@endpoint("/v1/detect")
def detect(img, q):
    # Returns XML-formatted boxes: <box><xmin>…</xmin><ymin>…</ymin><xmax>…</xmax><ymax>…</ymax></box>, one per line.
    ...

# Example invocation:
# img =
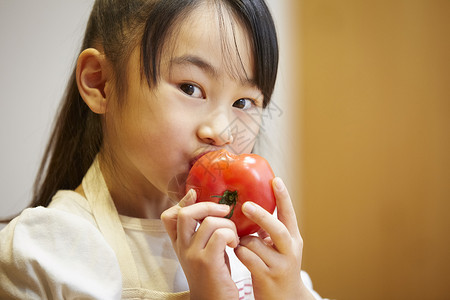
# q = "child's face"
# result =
<box><xmin>103</xmin><ymin>4</ymin><xmax>263</xmax><ymax>202</ymax></box>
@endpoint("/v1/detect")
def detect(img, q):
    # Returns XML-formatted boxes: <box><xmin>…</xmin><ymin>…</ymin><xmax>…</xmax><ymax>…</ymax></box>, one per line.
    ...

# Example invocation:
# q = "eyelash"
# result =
<box><xmin>179</xmin><ymin>83</ymin><xmax>258</xmax><ymax>110</ymax></box>
<box><xmin>232</xmin><ymin>98</ymin><xmax>256</xmax><ymax>110</ymax></box>
<box><xmin>179</xmin><ymin>83</ymin><xmax>204</xmax><ymax>99</ymax></box>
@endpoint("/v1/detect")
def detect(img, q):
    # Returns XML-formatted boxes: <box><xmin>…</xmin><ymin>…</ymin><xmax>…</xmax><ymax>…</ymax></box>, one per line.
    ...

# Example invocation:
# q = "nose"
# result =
<box><xmin>197</xmin><ymin>109</ymin><xmax>234</xmax><ymax>146</ymax></box>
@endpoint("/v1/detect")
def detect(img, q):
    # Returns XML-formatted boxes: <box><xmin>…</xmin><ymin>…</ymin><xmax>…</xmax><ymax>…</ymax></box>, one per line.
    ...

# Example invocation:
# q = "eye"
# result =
<box><xmin>232</xmin><ymin>98</ymin><xmax>254</xmax><ymax>110</ymax></box>
<box><xmin>180</xmin><ymin>83</ymin><xmax>204</xmax><ymax>98</ymax></box>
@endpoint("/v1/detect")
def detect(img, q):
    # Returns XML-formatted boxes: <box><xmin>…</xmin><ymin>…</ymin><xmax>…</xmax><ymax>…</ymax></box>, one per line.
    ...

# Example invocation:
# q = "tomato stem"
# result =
<box><xmin>212</xmin><ymin>190</ymin><xmax>238</xmax><ymax>219</ymax></box>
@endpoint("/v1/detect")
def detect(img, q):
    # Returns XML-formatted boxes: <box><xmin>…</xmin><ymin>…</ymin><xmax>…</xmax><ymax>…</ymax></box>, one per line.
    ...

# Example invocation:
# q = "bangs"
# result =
<box><xmin>140</xmin><ymin>0</ymin><xmax>278</xmax><ymax>107</ymax></box>
<box><xmin>217</xmin><ymin>0</ymin><xmax>279</xmax><ymax>107</ymax></box>
<box><xmin>213</xmin><ymin>2</ymin><xmax>254</xmax><ymax>88</ymax></box>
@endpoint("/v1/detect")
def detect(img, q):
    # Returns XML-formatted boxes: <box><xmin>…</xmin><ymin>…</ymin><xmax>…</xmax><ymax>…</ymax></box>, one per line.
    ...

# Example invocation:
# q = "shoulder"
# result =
<box><xmin>0</xmin><ymin>206</ymin><xmax>121</xmax><ymax>299</ymax></box>
<box><xmin>48</xmin><ymin>190</ymin><xmax>97</xmax><ymax>227</ymax></box>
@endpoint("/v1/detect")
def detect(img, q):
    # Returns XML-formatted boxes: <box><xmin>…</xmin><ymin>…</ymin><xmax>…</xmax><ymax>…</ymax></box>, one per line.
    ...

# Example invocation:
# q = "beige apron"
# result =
<box><xmin>82</xmin><ymin>158</ymin><xmax>190</xmax><ymax>300</ymax></box>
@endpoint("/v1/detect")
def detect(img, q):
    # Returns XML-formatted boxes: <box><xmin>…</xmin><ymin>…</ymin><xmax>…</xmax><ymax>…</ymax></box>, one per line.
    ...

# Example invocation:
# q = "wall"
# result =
<box><xmin>0</xmin><ymin>0</ymin><xmax>93</xmax><ymax>225</ymax></box>
<box><xmin>295</xmin><ymin>1</ymin><xmax>450</xmax><ymax>299</ymax></box>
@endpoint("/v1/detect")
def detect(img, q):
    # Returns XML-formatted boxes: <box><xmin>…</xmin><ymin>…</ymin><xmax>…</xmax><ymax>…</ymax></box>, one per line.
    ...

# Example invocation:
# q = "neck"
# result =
<box><xmin>97</xmin><ymin>152</ymin><xmax>175</xmax><ymax>219</ymax></box>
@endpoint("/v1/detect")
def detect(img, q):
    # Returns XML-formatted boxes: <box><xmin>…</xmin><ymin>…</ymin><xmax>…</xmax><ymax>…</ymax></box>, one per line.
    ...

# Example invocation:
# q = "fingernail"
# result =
<box><xmin>219</xmin><ymin>204</ymin><xmax>231</xmax><ymax>212</ymax></box>
<box><xmin>273</xmin><ymin>177</ymin><xmax>285</xmax><ymax>192</ymax></box>
<box><xmin>188</xmin><ymin>189</ymin><xmax>196</xmax><ymax>200</ymax></box>
<box><xmin>185</xmin><ymin>189</ymin><xmax>194</xmax><ymax>201</ymax></box>
<box><xmin>243</xmin><ymin>202</ymin><xmax>256</xmax><ymax>215</ymax></box>
<box><xmin>179</xmin><ymin>189</ymin><xmax>196</xmax><ymax>207</ymax></box>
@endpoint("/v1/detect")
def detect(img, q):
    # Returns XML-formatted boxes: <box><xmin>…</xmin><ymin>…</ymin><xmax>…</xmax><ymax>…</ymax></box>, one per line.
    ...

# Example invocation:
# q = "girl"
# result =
<box><xmin>0</xmin><ymin>0</ymin><xmax>325</xmax><ymax>299</ymax></box>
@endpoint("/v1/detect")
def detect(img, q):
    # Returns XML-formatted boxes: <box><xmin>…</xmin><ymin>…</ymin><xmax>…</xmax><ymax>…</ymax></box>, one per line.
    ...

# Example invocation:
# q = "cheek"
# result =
<box><xmin>228</xmin><ymin>111</ymin><xmax>262</xmax><ymax>154</ymax></box>
<box><xmin>135</xmin><ymin>117</ymin><xmax>185</xmax><ymax>158</ymax></box>
<box><xmin>147</xmin><ymin>110</ymin><xmax>193</xmax><ymax>143</ymax></box>
<box><xmin>125</xmin><ymin>119</ymin><xmax>190</xmax><ymax>195</ymax></box>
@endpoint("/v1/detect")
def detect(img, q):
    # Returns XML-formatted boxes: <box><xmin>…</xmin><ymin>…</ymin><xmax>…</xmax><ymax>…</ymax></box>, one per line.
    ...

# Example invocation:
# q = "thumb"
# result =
<box><xmin>161</xmin><ymin>189</ymin><xmax>196</xmax><ymax>242</ymax></box>
<box><xmin>179</xmin><ymin>189</ymin><xmax>197</xmax><ymax>208</ymax></box>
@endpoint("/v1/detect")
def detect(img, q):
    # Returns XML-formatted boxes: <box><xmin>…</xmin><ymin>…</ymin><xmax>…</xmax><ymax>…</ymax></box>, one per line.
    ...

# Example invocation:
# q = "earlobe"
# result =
<box><xmin>76</xmin><ymin>48</ymin><xmax>110</xmax><ymax>114</ymax></box>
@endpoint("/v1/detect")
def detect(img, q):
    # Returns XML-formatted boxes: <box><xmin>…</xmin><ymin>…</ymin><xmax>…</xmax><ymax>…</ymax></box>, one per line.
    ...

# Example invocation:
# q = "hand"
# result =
<box><xmin>234</xmin><ymin>177</ymin><xmax>315</xmax><ymax>300</ymax></box>
<box><xmin>161</xmin><ymin>189</ymin><xmax>240</xmax><ymax>300</ymax></box>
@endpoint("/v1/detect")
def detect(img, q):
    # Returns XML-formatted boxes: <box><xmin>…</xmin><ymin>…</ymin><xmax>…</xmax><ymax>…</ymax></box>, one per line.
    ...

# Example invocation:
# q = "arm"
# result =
<box><xmin>161</xmin><ymin>189</ymin><xmax>240</xmax><ymax>300</ymax></box>
<box><xmin>234</xmin><ymin>177</ymin><xmax>316</xmax><ymax>300</ymax></box>
<box><xmin>0</xmin><ymin>207</ymin><xmax>122</xmax><ymax>300</ymax></box>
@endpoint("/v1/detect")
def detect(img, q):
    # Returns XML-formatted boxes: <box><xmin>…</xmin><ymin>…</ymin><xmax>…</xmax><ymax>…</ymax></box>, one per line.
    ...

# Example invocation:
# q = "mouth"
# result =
<box><xmin>189</xmin><ymin>150</ymin><xmax>215</xmax><ymax>169</ymax></box>
<box><xmin>167</xmin><ymin>150</ymin><xmax>217</xmax><ymax>201</ymax></box>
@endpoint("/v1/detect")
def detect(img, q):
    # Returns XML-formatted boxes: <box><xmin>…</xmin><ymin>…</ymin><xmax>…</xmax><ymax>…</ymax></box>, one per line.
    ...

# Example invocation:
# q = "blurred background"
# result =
<box><xmin>0</xmin><ymin>0</ymin><xmax>93</xmax><ymax>222</ymax></box>
<box><xmin>291</xmin><ymin>1</ymin><xmax>450</xmax><ymax>299</ymax></box>
<box><xmin>1</xmin><ymin>1</ymin><xmax>449</xmax><ymax>299</ymax></box>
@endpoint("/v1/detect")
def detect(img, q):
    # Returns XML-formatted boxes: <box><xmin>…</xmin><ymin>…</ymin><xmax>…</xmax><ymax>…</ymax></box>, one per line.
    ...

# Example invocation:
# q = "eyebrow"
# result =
<box><xmin>170</xmin><ymin>54</ymin><xmax>257</xmax><ymax>87</ymax></box>
<box><xmin>170</xmin><ymin>55</ymin><xmax>219</xmax><ymax>78</ymax></box>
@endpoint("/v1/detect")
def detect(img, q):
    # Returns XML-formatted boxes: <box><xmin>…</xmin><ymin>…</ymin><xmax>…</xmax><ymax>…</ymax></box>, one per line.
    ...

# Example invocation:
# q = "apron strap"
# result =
<box><xmin>82</xmin><ymin>157</ymin><xmax>141</xmax><ymax>290</ymax></box>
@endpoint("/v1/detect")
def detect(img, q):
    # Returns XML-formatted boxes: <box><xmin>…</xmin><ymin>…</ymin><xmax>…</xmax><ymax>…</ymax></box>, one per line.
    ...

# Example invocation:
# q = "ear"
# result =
<box><xmin>76</xmin><ymin>48</ymin><xmax>111</xmax><ymax>114</ymax></box>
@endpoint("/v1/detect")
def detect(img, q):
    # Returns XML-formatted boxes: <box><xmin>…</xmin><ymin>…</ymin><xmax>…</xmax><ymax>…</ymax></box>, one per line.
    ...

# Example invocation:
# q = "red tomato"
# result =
<box><xmin>185</xmin><ymin>149</ymin><xmax>276</xmax><ymax>237</ymax></box>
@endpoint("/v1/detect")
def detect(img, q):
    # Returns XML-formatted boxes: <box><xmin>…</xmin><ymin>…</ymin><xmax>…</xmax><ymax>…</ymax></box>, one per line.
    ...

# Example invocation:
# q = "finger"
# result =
<box><xmin>256</xmin><ymin>228</ymin><xmax>274</xmax><ymax>246</ymax></box>
<box><xmin>272</xmin><ymin>178</ymin><xmax>300</xmax><ymax>238</ymax></box>
<box><xmin>204</xmin><ymin>227</ymin><xmax>240</xmax><ymax>257</ymax></box>
<box><xmin>241</xmin><ymin>201</ymin><xmax>292</xmax><ymax>254</ymax></box>
<box><xmin>161</xmin><ymin>189</ymin><xmax>197</xmax><ymax>243</ymax></box>
<box><xmin>192</xmin><ymin>216</ymin><xmax>238</xmax><ymax>250</ymax></box>
<box><xmin>257</xmin><ymin>227</ymin><xmax>270</xmax><ymax>240</ymax></box>
<box><xmin>177</xmin><ymin>202</ymin><xmax>231</xmax><ymax>247</ymax></box>
<box><xmin>234</xmin><ymin>241</ymin><xmax>269</xmax><ymax>274</ymax></box>
<box><xmin>178</xmin><ymin>189</ymin><xmax>197</xmax><ymax>208</ymax></box>
<box><xmin>239</xmin><ymin>234</ymin><xmax>279</xmax><ymax>263</ymax></box>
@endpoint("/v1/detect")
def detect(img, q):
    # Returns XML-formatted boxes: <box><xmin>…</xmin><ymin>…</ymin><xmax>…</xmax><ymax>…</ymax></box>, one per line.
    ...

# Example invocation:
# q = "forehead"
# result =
<box><xmin>162</xmin><ymin>2</ymin><xmax>255</xmax><ymax>81</ymax></box>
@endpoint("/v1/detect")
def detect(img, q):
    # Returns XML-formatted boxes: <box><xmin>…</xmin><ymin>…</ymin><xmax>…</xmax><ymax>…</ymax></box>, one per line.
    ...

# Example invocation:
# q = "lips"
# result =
<box><xmin>189</xmin><ymin>150</ymin><xmax>215</xmax><ymax>169</ymax></box>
